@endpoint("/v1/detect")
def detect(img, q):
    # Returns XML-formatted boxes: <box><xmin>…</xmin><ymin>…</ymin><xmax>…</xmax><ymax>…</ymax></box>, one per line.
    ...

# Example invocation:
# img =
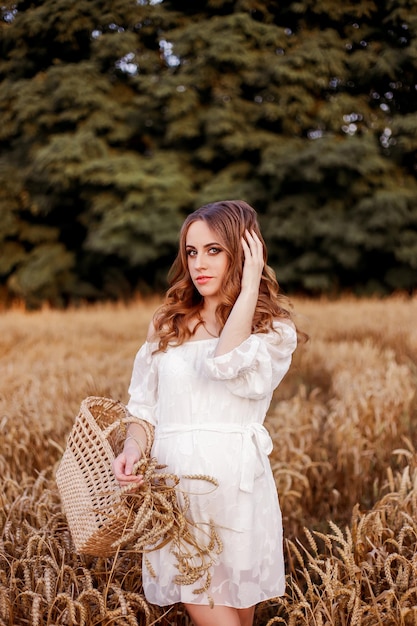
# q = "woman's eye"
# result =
<box><xmin>186</xmin><ymin>247</ymin><xmax>222</xmax><ymax>256</ymax></box>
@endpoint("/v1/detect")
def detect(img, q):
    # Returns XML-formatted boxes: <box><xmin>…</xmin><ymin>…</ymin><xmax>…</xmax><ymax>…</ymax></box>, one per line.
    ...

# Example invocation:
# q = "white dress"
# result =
<box><xmin>126</xmin><ymin>321</ymin><xmax>297</xmax><ymax>608</ymax></box>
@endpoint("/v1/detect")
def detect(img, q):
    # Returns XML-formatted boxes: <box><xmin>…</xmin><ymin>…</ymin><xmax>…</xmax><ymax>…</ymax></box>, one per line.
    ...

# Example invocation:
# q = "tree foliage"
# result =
<box><xmin>1</xmin><ymin>0</ymin><xmax>416</xmax><ymax>305</ymax></box>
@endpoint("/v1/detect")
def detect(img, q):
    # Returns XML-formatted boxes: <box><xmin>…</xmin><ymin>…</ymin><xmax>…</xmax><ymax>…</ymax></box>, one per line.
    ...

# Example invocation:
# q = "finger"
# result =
<box><xmin>242</xmin><ymin>230</ymin><xmax>258</xmax><ymax>253</ymax></box>
<box><xmin>244</xmin><ymin>230</ymin><xmax>261</xmax><ymax>250</ymax></box>
<box><xmin>243</xmin><ymin>231</ymin><xmax>263</xmax><ymax>263</ymax></box>
<box><xmin>248</xmin><ymin>230</ymin><xmax>262</xmax><ymax>248</ymax></box>
<box><xmin>114</xmin><ymin>469</ymin><xmax>135</xmax><ymax>482</ymax></box>
<box><xmin>241</xmin><ymin>235</ymin><xmax>251</xmax><ymax>257</ymax></box>
<box><xmin>249</xmin><ymin>231</ymin><xmax>264</xmax><ymax>261</ymax></box>
<box><xmin>113</xmin><ymin>457</ymin><xmax>126</xmax><ymax>479</ymax></box>
<box><xmin>114</xmin><ymin>461</ymin><xmax>139</xmax><ymax>482</ymax></box>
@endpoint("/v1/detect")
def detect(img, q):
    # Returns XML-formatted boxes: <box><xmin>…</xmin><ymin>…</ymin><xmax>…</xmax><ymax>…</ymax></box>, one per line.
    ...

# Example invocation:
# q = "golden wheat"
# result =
<box><xmin>0</xmin><ymin>295</ymin><xmax>416</xmax><ymax>625</ymax></box>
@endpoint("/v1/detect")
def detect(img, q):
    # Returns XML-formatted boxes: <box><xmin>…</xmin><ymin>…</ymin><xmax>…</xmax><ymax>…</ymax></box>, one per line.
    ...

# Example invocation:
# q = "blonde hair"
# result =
<box><xmin>153</xmin><ymin>200</ymin><xmax>294</xmax><ymax>352</ymax></box>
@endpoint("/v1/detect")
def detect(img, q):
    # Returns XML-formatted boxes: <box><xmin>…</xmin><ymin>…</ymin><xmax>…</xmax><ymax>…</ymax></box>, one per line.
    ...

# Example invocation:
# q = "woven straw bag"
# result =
<box><xmin>56</xmin><ymin>396</ymin><xmax>153</xmax><ymax>557</ymax></box>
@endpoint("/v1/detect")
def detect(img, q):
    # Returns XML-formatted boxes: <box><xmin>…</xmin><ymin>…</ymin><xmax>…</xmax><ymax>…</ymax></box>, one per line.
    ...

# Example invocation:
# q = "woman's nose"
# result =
<box><xmin>194</xmin><ymin>252</ymin><xmax>207</xmax><ymax>269</ymax></box>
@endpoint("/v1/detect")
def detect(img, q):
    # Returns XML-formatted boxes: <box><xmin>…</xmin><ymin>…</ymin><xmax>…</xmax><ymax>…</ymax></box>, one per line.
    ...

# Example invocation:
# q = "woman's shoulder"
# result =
<box><xmin>273</xmin><ymin>317</ymin><xmax>295</xmax><ymax>330</ymax></box>
<box><xmin>146</xmin><ymin>319</ymin><xmax>158</xmax><ymax>343</ymax></box>
<box><xmin>252</xmin><ymin>317</ymin><xmax>296</xmax><ymax>340</ymax></box>
<box><xmin>269</xmin><ymin>318</ymin><xmax>298</xmax><ymax>348</ymax></box>
<box><xmin>272</xmin><ymin>317</ymin><xmax>296</xmax><ymax>333</ymax></box>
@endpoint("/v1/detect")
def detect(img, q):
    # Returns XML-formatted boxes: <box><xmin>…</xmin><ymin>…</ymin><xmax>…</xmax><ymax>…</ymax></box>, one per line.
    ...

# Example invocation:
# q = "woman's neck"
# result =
<box><xmin>200</xmin><ymin>299</ymin><xmax>221</xmax><ymax>337</ymax></box>
<box><xmin>201</xmin><ymin>297</ymin><xmax>219</xmax><ymax>316</ymax></box>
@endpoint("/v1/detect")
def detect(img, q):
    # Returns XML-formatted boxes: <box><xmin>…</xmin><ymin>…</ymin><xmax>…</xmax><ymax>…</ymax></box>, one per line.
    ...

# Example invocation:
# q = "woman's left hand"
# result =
<box><xmin>240</xmin><ymin>230</ymin><xmax>264</xmax><ymax>296</ymax></box>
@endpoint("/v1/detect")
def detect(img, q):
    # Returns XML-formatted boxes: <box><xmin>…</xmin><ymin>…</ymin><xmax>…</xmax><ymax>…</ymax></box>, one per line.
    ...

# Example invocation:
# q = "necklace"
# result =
<box><xmin>202</xmin><ymin>321</ymin><xmax>219</xmax><ymax>338</ymax></box>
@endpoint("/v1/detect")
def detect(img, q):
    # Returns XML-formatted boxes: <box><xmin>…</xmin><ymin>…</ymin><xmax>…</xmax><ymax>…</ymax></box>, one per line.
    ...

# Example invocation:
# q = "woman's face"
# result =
<box><xmin>185</xmin><ymin>220</ymin><xmax>229</xmax><ymax>303</ymax></box>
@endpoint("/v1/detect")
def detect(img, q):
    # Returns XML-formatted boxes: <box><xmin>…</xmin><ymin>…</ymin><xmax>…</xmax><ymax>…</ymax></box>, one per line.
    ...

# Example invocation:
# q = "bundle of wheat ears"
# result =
<box><xmin>120</xmin><ymin>456</ymin><xmax>223</xmax><ymax>605</ymax></box>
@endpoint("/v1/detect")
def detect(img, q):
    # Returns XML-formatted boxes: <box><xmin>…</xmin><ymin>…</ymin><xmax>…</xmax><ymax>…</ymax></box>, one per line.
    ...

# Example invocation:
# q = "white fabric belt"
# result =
<box><xmin>156</xmin><ymin>422</ymin><xmax>273</xmax><ymax>493</ymax></box>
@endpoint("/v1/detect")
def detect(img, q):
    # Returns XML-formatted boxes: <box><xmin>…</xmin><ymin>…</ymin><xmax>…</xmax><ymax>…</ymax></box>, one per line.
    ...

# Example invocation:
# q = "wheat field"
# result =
<box><xmin>0</xmin><ymin>295</ymin><xmax>416</xmax><ymax>625</ymax></box>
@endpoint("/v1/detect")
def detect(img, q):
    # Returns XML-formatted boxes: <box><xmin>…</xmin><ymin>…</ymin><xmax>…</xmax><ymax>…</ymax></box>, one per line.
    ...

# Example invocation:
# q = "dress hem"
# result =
<box><xmin>145</xmin><ymin>592</ymin><xmax>286</xmax><ymax>609</ymax></box>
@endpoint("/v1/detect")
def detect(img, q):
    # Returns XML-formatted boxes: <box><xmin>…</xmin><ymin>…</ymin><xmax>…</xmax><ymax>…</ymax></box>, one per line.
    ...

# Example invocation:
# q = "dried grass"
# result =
<box><xmin>1</xmin><ymin>294</ymin><xmax>416</xmax><ymax>625</ymax></box>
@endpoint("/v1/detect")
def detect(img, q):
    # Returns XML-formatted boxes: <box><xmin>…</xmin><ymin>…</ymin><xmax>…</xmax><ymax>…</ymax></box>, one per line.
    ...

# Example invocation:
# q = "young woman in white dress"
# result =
<box><xmin>113</xmin><ymin>200</ymin><xmax>300</xmax><ymax>626</ymax></box>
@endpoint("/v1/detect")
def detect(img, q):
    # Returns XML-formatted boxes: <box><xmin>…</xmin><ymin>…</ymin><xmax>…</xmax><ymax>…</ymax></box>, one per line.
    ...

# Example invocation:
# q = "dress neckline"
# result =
<box><xmin>184</xmin><ymin>337</ymin><xmax>218</xmax><ymax>344</ymax></box>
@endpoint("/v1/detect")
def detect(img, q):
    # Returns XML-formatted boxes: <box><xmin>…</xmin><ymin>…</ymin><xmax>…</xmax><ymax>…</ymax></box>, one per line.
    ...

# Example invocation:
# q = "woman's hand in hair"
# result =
<box><xmin>240</xmin><ymin>230</ymin><xmax>264</xmax><ymax>296</ymax></box>
<box><xmin>213</xmin><ymin>230</ymin><xmax>263</xmax><ymax>356</ymax></box>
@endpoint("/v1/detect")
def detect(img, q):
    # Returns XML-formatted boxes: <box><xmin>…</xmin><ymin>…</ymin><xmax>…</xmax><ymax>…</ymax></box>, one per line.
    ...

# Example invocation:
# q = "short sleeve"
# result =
<box><xmin>126</xmin><ymin>341</ymin><xmax>160</xmax><ymax>427</ymax></box>
<box><xmin>203</xmin><ymin>321</ymin><xmax>297</xmax><ymax>400</ymax></box>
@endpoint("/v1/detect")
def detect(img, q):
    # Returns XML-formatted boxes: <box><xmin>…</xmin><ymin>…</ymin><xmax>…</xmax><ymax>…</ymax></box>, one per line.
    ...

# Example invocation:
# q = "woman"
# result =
<box><xmin>113</xmin><ymin>200</ymin><xmax>299</xmax><ymax>626</ymax></box>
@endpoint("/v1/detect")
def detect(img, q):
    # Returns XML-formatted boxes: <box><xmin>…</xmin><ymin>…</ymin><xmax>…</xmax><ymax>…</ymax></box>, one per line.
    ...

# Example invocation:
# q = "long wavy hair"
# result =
<box><xmin>153</xmin><ymin>200</ymin><xmax>295</xmax><ymax>352</ymax></box>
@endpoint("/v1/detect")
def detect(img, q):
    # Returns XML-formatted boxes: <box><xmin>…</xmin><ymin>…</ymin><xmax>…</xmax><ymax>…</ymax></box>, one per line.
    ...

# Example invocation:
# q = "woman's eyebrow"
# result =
<box><xmin>185</xmin><ymin>242</ymin><xmax>222</xmax><ymax>248</ymax></box>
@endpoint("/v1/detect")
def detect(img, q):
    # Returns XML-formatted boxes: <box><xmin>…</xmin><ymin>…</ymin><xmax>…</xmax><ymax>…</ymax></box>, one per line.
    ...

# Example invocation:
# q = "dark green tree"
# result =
<box><xmin>1</xmin><ymin>0</ymin><xmax>416</xmax><ymax>305</ymax></box>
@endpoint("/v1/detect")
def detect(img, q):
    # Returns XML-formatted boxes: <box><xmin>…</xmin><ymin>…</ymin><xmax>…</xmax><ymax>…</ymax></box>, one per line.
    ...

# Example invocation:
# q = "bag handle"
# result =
<box><xmin>101</xmin><ymin>415</ymin><xmax>146</xmax><ymax>439</ymax></box>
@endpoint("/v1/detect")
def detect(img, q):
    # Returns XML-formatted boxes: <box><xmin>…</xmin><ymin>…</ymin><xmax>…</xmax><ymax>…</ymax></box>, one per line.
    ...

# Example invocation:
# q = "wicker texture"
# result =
<box><xmin>56</xmin><ymin>396</ymin><xmax>154</xmax><ymax>557</ymax></box>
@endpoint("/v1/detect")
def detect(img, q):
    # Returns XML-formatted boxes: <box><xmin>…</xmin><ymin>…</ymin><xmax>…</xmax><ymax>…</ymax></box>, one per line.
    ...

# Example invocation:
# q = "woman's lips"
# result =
<box><xmin>196</xmin><ymin>276</ymin><xmax>212</xmax><ymax>284</ymax></box>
